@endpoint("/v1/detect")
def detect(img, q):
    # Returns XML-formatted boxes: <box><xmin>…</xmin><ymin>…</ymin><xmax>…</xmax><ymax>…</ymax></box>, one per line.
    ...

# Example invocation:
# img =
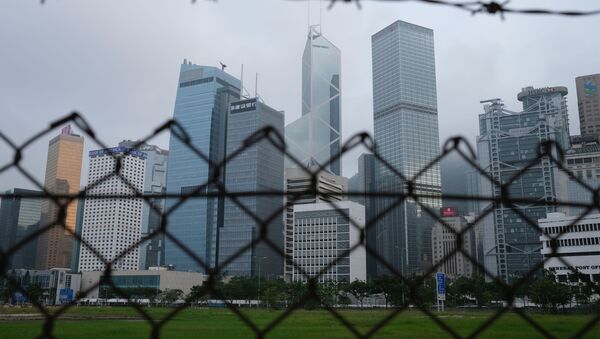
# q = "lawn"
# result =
<box><xmin>0</xmin><ymin>307</ymin><xmax>597</xmax><ymax>338</ymax></box>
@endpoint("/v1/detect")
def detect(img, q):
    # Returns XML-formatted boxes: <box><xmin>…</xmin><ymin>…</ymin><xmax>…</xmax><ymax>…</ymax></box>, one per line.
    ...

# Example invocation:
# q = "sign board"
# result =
<box><xmin>59</xmin><ymin>288</ymin><xmax>74</xmax><ymax>303</ymax></box>
<box><xmin>436</xmin><ymin>272</ymin><xmax>446</xmax><ymax>301</ymax></box>
<box><xmin>441</xmin><ymin>207</ymin><xmax>458</xmax><ymax>217</ymax></box>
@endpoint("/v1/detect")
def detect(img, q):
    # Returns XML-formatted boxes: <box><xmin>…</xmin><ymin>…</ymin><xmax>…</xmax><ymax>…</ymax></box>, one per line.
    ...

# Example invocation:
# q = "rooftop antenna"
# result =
<box><xmin>255</xmin><ymin>72</ymin><xmax>258</xmax><ymax>98</ymax></box>
<box><xmin>319</xmin><ymin>0</ymin><xmax>322</xmax><ymax>30</ymax></box>
<box><xmin>240</xmin><ymin>64</ymin><xmax>251</xmax><ymax>99</ymax></box>
<box><xmin>219</xmin><ymin>61</ymin><xmax>227</xmax><ymax>72</ymax></box>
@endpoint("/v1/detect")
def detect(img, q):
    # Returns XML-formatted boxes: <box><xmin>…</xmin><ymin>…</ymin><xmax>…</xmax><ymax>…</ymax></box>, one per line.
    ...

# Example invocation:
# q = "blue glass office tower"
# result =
<box><xmin>164</xmin><ymin>61</ymin><xmax>241</xmax><ymax>272</ymax></box>
<box><xmin>220</xmin><ymin>98</ymin><xmax>284</xmax><ymax>277</ymax></box>
<box><xmin>286</xmin><ymin>25</ymin><xmax>341</xmax><ymax>175</ymax></box>
<box><xmin>477</xmin><ymin>87</ymin><xmax>570</xmax><ymax>282</ymax></box>
<box><xmin>371</xmin><ymin>20</ymin><xmax>442</xmax><ymax>275</ymax></box>
<box><xmin>0</xmin><ymin>188</ymin><xmax>42</xmax><ymax>269</ymax></box>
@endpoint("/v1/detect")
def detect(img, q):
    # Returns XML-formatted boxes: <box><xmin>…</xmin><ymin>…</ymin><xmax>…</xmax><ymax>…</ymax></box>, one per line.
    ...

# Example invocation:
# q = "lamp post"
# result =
<box><xmin>257</xmin><ymin>256</ymin><xmax>267</xmax><ymax>308</ymax></box>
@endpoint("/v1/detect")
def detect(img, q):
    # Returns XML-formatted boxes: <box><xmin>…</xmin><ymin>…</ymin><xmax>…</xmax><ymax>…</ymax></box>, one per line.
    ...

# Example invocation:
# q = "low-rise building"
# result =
<box><xmin>80</xmin><ymin>269</ymin><xmax>207</xmax><ymax>299</ymax></box>
<box><xmin>539</xmin><ymin>212</ymin><xmax>600</xmax><ymax>283</ymax></box>
<box><xmin>7</xmin><ymin>268</ymin><xmax>80</xmax><ymax>305</ymax></box>
<box><xmin>291</xmin><ymin>201</ymin><xmax>366</xmax><ymax>283</ymax></box>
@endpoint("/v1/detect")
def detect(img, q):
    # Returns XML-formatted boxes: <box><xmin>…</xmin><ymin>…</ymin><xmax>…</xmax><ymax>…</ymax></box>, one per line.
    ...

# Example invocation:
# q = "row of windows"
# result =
<box><xmin>543</xmin><ymin>223</ymin><xmax>600</xmax><ymax>234</ymax></box>
<box><xmin>543</xmin><ymin>237</ymin><xmax>600</xmax><ymax>248</ymax></box>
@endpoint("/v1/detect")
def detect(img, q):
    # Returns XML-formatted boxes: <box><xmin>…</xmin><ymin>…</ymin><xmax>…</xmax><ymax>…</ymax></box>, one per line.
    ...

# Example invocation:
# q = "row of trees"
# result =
<box><xmin>2</xmin><ymin>271</ymin><xmax>598</xmax><ymax>311</ymax></box>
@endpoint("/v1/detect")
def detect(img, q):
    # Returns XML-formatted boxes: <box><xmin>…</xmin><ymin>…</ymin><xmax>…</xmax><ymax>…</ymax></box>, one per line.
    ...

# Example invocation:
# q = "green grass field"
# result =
<box><xmin>0</xmin><ymin>307</ymin><xmax>597</xmax><ymax>338</ymax></box>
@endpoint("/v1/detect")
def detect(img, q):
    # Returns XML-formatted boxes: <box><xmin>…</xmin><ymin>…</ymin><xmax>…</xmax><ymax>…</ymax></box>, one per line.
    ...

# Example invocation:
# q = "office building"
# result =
<box><xmin>220</xmin><ymin>98</ymin><xmax>284</xmax><ymax>277</ymax></box>
<box><xmin>576</xmin><ymin>74</ymin><xmax>600</xmax><ymax>137</ymax></box>
<box><xmin>78</xmin><ymin>146</ymin><xmax>147</xmax><ymax>272</ymax></box>
<box><xmin>164</xmin><ymin>61</ymin><xmax>241</xmax><ymax>272</ymax></box>
<box><xmin>286</xmin><ymin>25</ymin><xmax>341</xmax><ymax>175</ymax></box>
<box><xmin>431</xmin><ymin>207</ymin><xmax>478</xmax><ymax>279</ymax></box>
<box><xmin>348</xmin><ymin>153</ymin><xmax>377</xmax><ymax>278</ymax></box>
<box><xmin>118</xmin><ymin>140</ymin><xmax>169</xmax><ymax>270</ymax></box>
<box><xmin>283</xmin><ymin>167</ymin><xmax>347</xmax><ymax>281</ymax></box>
<box><xmin>562</xmin><ymin>137</ymin><xmax>600</xmax><ymax>216</ymax></box>
<box><xmin>539</xmin><ymin>212</ymin><xmax>600</xmax><ymax>283</ymax></box>
<box><xmin>477</xmin><ymin>86</ymin><xmax>570</xmax><ymax>281</ymax></box>
<box><xmin>70</xmin><ymin>199</ymin><xmax>85</xmax><ymax>272</ymax></box>
<box><xmin>0</xmin><ymin>189</ymin><xmax>42</xmax><ymax>269</ymax></box>
<box><xmin>291</xmin><ymin>201</ymin><xmax>366</xmax><ymax>283</ymax></box>
<box><xmin>36</xmin><ymin>125</ymin><xmax>84</xmax><ymax>269</ymax></box>
<box><xmin>371</xmin><ymin>20</ymin><xmax>442</xmax><ymax>275</ymax></box>
<box><xmin>80</xmin><ymin>269</ymin><xmax>207</xmax><ymax>299</ymax></box>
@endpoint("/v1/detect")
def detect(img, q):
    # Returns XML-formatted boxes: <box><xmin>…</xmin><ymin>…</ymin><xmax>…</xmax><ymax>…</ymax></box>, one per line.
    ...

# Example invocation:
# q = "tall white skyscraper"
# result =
<box><xmin>78</xmin><ymin>147</ymin><xmax>146</xmax><ymax>272</ymax></box>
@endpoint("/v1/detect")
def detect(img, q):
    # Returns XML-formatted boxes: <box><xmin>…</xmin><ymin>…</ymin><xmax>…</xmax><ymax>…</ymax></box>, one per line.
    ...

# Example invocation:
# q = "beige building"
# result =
<box><xmin>36</xmin><ymin>125</ymin><xmax>84</xmax><ymax>269</ymax></box>
<box><xmin>431</xmin><ymin>209</ymin><xmax>479</xmax><ymax>279</ymax></box>
<box><xmin>576</xmin><ymin>73</ymin><xmax>600</xmax><ymax>137</ymax></box>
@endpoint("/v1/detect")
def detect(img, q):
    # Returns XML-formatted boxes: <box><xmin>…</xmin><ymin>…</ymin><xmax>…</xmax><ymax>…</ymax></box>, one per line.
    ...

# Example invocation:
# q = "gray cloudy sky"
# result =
<box><xmin>1</xmin><ymin>0</ymin><xmax>599</xmax><ymax>191</ymax></box>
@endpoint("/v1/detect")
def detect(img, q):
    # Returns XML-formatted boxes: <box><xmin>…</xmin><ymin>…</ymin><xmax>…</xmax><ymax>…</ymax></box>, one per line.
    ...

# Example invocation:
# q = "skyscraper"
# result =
<box><xmin>219</xmin><ymin>98</ymin><xmax>284</xmax><ymax>277</ymax></box>
<box><xmin>36</xmin><ymin>125</ymin><xmax>84</xmax><ymax>269</ymax></box>
<box><xmin>286</xmin><ymin>25</ymin><xmax>341</xmax><ymax>175</ymax></box>
<box><xmin>118</xmin><ymin>140</ymin><xmax>168</xmax><ymax>270</ymax></box>
<box><xmin>164</xmin><ymin>61</ymin><xmax>241</xmax><ymax>272</ymax></box>
<box><xmin>348</xmin><ymin>153</ymin><xmax>377</xmax><ymax>278</ymax></box>
<box><xmin>371</xmin><ymin>20</ymin><xmax>442</xmax><ymax>275</ymax></box>
<box><xmin>576</xmin><ymin>73</ymin><xmax>600</xmax><ymax>137</ymax></box>
<box><xmin>78</xmin><ymin>146</ymin><xmax>146</xmax><ymax>272</ymax></box>
<box><xmin>0</xmin><ymin>188</ymin><xmax>42</xmax><ymax>269</ymax></box>
<box><xmin>477</xmin><ymin>86</ymin><xmax>570</xmax><ymax>281</ymax></box>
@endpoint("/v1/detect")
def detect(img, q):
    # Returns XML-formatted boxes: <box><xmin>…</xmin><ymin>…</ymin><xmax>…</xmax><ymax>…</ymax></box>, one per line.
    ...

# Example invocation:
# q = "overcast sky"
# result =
<box><xmin>1</xmin><ymin>0</ymin><xmax>599</xmax><ymax>191</ymax></box>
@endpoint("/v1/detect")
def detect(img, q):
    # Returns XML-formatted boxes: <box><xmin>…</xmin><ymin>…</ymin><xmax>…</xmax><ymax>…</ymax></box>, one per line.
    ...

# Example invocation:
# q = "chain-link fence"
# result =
<box><xmin>1</xmin><ymin>112</ymin><xmax>599</xmax><ymax>338</ymax></box>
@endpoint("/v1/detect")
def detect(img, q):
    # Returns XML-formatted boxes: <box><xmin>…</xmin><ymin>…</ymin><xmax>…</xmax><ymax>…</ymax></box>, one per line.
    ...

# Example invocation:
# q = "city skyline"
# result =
<box><xmin>2</xmin><ymin>1</ymin><xmax>599</xmax><ymax>190</ymax></box>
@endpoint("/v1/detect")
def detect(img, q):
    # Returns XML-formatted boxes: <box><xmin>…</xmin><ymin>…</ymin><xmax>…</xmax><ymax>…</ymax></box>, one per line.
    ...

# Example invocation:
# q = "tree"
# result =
<box><xmin>529</xmin><ymin>271</ymin><xmax>572</xmax><ymax>312</ymax></box>
<box><xmin>345</xmin><ymin>280</ymin><xmax>370</xmax><ymax>307</ymax></box>
<box><xmin>26</xmin><ymin>283</ymin><xmax>44</xmax><ymax>305</ymax></box>
<box><xmin>158</xmin><ymin>289</ymin><xmax>184</xmax><ymax>305</ymax></box>
<box><xmin>371</xmin><ymin>276</ymin><xmax>407</xmax><ymax>307</ymax></box>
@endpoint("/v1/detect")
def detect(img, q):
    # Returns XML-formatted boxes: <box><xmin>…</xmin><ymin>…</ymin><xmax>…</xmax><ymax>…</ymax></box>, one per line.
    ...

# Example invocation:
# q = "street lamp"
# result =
<box><xmin>257</xmin><ymin>256</ymin><xmax>267</xmax><ymax>307</ymax></box>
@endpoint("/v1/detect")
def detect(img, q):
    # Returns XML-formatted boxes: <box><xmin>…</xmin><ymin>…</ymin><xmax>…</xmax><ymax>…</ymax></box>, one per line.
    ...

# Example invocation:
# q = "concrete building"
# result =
<box><xmin>576</xmin><ymin>74</ymin><xmax>600</xmax><ymax>137</ymax></box>
<box><xmin>164</xmin><ymin>61</ymin><xmax>241</xmax><ymax>272</ymax></box>
<box><xmin>0</xmin><ymin>188</ymin><xmax>42</xmax><ymax>269</ymax></box>
<box><xmin>431</xmin><ymin>207</ymin><xmax>479</xmax><ymax>279</ymax></box>
<box><xmin>78</xmin><ymin>146</ymin><xmax>146</xmax><ymax>272</ymax></box>
<box><xmin>118</xmin><ymin>140</ymin><xmax>169</xmax><ymax>270</ymax></box>
<box><xmin>283</xmin><ymin>167</ymin><xmax>347</xmax><ymax>281</ymax></box>
<box><xmin>539</xmin><ymin>212</ymin><xmax>600</xmax><ymax>283</ymax></box>
<box><xmin>286</xmin><ymin>25</ymin><xmax>341</xmax><ymax>175</ymax></box>
<box><xmin>8</xmin><ymin>268</ymin><xmax>81</xmax><ymax>305</ymax></box>
<box><xmin>371</xmin><ymin>20</ymin><xmax>442</xmax><ymax>275</ymax></box>
<box><xmin>220</xmin><ymin>97</ymin><xmax>284</xmax><ymax>277</ymax></box>
<box><xmin>80</xmin><ymin>269</ymin><xmax>207</xmax><ymax>299</ymax></box>
<box><xmin>562</xmin><ymin>137</ymin><xmax>600</xmax><ymax>216</ymax></box>
<box><xmin>477</xmin><ymin>87</ymin><xmax>570</xmax><ymax>281</ymax></box>
<box><xmin>291</xmin><ymin>201</ymin><xmax>366</xmax><ymax>283</ymax></box>
<box><xmin>36</xmin><ymin>125</ymin><xmax>84</xmax><ymax>269</ymax></box>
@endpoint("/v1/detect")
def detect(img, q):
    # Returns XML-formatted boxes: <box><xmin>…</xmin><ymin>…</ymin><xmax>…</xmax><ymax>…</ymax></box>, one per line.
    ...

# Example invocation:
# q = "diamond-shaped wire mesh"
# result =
<box><xmin>1</xmin><ymin>113</ymin><xmax>599</xmax><ymax>338</ymax></box>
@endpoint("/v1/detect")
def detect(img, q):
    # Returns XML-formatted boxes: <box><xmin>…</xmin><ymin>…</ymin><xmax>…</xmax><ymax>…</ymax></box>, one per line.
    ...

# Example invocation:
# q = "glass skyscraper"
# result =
<box><xmin>164</xmin><ymin>61</ymin><xmax>240</xmax><ymax>272</ymax></box>
<box><xmin>286</xmin><ymin>25</ymin><xmax>341</xmax><ymax>175</ymax></box>
<box><xmin>477</xmin><ymin>87</ymin><xmax>570</xmax><ymax>282</ymax></box>
<box><xmin>0</xmin><ymin>188</ymin><xmax>42</xmax><ymax>269</ymax></box>
<box><xmin>220</xmin><ymin>98</ymin><xmax>284</xmax><ymax>277</ymax></box>
<box><xmin>371</xmin><ymin>20</ymin><xmax>442</xmax><ymax>275</ymax></box>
